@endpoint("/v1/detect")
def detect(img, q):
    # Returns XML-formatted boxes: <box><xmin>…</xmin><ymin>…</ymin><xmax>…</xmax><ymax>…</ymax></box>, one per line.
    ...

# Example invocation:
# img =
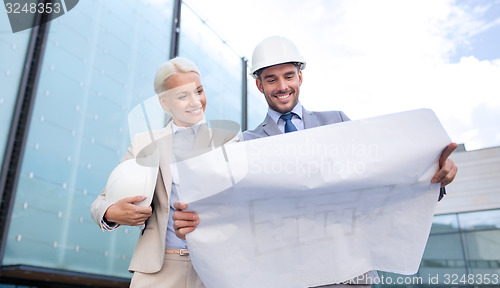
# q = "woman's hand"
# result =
<box><xmin>104</xmin><ymin>196</ymin><xmax>152</xmax><ymax>226</ymax></box>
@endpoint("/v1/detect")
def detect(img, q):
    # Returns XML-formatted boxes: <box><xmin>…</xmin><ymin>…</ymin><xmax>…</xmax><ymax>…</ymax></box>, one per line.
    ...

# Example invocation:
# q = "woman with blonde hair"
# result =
<box><xmin>91</xmin><ymin>57</ymin><xmax>238</xmax><ymax>287</ymax></box>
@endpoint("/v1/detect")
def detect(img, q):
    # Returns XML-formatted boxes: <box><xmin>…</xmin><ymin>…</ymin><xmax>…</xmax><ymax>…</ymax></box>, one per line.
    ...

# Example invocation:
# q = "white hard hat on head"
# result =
<box><xmin>250</xmin><ymin>35</ymin><xmax>306</xmax><ymax>79</ymax></box>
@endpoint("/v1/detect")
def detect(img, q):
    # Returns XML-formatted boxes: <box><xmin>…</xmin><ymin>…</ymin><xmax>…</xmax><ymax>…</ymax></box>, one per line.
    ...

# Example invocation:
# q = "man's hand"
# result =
<box><xmin>432</xmin><ymin>142</ymin><xmax>458</xmax><ymax>187</ymax></box>
<box><xmin>172</xmin><ymin>202</ymin><xmax>199</xmax><ymax>240</ymax></box>
<box><xmin>104</xmin><ymin>196</ymin><xmax>152</xmax><ymax>226</ymax></box>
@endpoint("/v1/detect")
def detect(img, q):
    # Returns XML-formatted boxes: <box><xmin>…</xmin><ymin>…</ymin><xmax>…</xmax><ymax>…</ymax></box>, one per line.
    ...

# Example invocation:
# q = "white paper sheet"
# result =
<box><xmin>176</xmin><ymin>109</ymin><xmax>450</xmax><ymax>288</ymax></box>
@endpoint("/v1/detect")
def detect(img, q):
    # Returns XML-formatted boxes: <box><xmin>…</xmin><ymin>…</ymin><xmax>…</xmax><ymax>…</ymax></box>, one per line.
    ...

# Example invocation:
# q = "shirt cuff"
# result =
<box><xmin>438</xmin><ymin>187</ymin><xmax>446</xmax><ymax>201</ymax></box>
<box><xmin>101</xmin><ymin>218</ymin><xmax>119</xmax><ymax>231</ymax></box>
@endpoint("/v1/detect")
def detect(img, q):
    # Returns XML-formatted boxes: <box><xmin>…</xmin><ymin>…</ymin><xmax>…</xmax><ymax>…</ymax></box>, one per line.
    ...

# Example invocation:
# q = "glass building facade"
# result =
<box><xmin>0</xmin><ymin>1</ymin><xmax>266</xmax><ymax>286</ymax></box>
<box><xmin>422</xmin><ymin>210</ymin><xmax>500</xmax><ymax>283</ymax></box>
<box><xmin>1</xmin><ymin>0</ymin><xmax>176</xmax><ymax>282</ymax></box>
<box><xmin>0</xmin><ymin>12</ymin><xmax>32</xmax><ymax>169</ymax></box>
<box><xmin>1</xmin><ymin>1</ymin><xmax>499</xmax><ymax>288</ymax></box>
<box><xmin>376</xmin><ymin>209</ymin><xmax>500</xmax><ymax>287</ymax></box>
<box><xmin>178</xmin><ymin>2</ymin><xmax>266</xmax><ymax>128</ymax></box>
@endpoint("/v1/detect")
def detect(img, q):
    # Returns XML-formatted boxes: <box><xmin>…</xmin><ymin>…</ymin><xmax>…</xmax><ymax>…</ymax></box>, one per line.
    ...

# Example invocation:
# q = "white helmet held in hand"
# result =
<box><xmin>250</xmin><ymin>35</ymin><xmax>306</xmax><ymax>79</ymax></box>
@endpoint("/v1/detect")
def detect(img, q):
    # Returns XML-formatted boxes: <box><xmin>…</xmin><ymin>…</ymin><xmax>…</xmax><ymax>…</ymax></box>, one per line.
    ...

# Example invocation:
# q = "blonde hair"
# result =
<box><xmin>153</xmin><ymin>57</ymin><xmax>201</xmax><ymax>94</ymax></box>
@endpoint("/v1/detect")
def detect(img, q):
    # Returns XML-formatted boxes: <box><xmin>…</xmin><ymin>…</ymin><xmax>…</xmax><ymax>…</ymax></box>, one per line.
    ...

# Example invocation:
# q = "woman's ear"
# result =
<box><xmin>158</xmin><ymin>94</ymin><xmax>170</xmax><ymax>112</ymax></box>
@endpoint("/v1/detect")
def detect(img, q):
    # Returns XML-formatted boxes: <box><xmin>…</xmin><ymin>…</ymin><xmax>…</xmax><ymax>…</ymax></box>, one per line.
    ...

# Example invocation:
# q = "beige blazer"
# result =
<box><xmin>91</xmin><ymin>123</ymin><xmax>239</xmax><ymax>273</ymax></box>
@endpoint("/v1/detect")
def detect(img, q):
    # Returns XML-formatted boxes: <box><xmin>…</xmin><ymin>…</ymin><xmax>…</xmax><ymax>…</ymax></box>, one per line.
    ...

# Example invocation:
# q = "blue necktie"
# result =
<box><xmin>280</xmin><ymin>113</ymin><xmax>298</xmax><ymax>133</ymax></box>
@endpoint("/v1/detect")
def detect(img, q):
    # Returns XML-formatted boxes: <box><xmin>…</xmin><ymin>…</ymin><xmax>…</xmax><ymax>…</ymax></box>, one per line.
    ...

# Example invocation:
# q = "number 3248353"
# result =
<box><xmin>5</xmin><ymin>2</ymin><xmax>62</xmax><ymax>14</ymax></box>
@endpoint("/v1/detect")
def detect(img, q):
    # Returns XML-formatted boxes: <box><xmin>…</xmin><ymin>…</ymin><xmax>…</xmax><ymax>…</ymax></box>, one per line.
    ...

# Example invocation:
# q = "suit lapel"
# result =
<box><xmin>262</xmin><ymin>114</ymin><xmax>282</xmax><ymax>136</ymax></box>
<box><xmin>260</xmin><ymin>107</ymin><xmax>317</xmax><ymax>135</ymax></box>
<box><xmin>302</xmin><ymin>107</ymin><xmax>318</xmax><ymax>129</ymax></box>
<box><xmin>157</xmin><ymin>124</ymin><xmax>174</xmax><ymax>205</ymax></box>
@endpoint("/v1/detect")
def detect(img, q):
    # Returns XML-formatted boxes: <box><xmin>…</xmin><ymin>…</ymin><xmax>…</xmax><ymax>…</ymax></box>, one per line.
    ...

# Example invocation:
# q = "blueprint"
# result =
<box><xmin>174</xmin><ymin>109</ymin><xmax>451</xmax><ymax>288</ymax></box>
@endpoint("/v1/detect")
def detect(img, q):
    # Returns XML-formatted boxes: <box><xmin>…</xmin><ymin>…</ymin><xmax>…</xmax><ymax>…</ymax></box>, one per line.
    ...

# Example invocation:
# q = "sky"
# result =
<box><xmin>186</xmin><ymin>0</ymin><xmax>500</xmax><ymax>151</ymax></box>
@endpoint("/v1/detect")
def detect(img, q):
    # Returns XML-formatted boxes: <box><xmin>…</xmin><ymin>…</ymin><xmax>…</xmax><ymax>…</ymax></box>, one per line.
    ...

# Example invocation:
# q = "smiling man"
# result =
<box><xmin>243</xmin><ymin>36</ymin><xmax>456</xmax><ymax>191</ymax></box>
<box><xmin>243</xmin><ymin>36</ymin><xmax>351</xmax><ymax>141</ymax></box>
<box><xmin>242</xmin><ymin>36</ymin><xmax>458</xmax><ymax>288</ymax></box>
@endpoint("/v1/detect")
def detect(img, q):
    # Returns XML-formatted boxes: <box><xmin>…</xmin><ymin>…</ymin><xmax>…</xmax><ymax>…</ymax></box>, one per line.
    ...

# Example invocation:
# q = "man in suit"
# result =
<box><xmin>241</xmin><ymin>35</ymin><xmax>456</xmax><ymax>189</ymax></box>
<box><xmin>173</xmin><ymin>36</ymin><xmax>458</xmax><ymax>287</ymax></box>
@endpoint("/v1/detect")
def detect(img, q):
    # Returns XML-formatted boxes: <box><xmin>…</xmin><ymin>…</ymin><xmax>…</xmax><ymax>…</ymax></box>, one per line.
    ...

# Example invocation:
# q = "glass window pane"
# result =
<box><xmin>0</xmin><ymin>11</ymin><xmax>32</xmax><ymax>165</ymax></box>
<box><xmin>247</xmin><ymin>72</ymin><xmax>268</xmax><ymax>130</ymax></box>
<box><xmin>459</xmin><ymin>209</ymin><xmax>500</xmax><ymax>231</ymax></box>
<box><xmin>463</xmin><ymin>230</ymin><xmax>500</xmax><ymax>276</ymax></box>
<box><xmin>179</xmin><ymin>4</ymin><xmax>242</xmax><ymax>127</ymax></box>
<box><xmin>430</xmin><ymin>213</ymin><xmax>459</xmax><ymax>234</ymax></box>
<box><xmin>418</xmin><ymin>233</ymin><xmax>467</xmax><ymax>284</ymax></box>
<box><xmin>3</xmin><ymin>0</ymin><xmax>173</xmax><ymax>279</ymax></box>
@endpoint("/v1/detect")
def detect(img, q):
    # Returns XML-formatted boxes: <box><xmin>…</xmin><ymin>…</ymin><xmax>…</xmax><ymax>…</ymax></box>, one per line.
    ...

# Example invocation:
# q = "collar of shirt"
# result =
<box><xmin>267</xmin><ymin>102</ymin><xmax>303</xmax><ymax>124</ymax></box>
<box><xmin>267</xmin><ymin>102</ymin><xmax>304</xmax><ymax>132</ymax></box>
<box><xmin>170</xmin><ymin>120</ymin><xmax>204</xmax><ymax>183</ymax></box>
<box><xmin>171</xmin><ymin>120</ymin><xmax>204</xmax><ymax>135</ymax></box>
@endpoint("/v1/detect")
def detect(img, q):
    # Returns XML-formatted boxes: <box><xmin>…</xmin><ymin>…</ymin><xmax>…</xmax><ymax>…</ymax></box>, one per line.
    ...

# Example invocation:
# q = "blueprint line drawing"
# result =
<box><xmin>178</xmin><ymin>109</ymin><xmax>451</xmax><ymax>288</ymax></box>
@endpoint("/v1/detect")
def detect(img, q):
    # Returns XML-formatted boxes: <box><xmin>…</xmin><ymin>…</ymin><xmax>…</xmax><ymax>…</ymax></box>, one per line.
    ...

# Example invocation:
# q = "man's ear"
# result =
<box><xmin>256</xmin><ymin>78</ymin><xmax>264</xmax><ymax>94</ymax></box>
<box><xmin>298</xmin><ymin>70</ymin><xmax>303</xmax><ymax>86</ymax></box>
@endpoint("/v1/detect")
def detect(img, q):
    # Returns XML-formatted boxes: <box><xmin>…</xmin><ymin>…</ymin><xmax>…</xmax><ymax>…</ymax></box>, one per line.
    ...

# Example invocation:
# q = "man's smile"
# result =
<box><xmin>275</xmin><ymin>92</ymin><xmax>292</xmax><ymax>102</ymax></box>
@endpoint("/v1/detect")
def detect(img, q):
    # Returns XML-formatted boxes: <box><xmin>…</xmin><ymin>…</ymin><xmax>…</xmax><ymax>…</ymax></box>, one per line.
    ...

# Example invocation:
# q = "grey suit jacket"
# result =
<box><xmin>243</xmin><ymin>107</ymin><xmax>350</xmax><ymax>140</ymax></box>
